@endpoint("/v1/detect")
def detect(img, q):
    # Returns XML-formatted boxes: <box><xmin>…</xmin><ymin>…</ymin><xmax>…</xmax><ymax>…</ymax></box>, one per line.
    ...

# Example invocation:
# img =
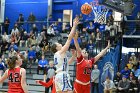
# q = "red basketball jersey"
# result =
<box><xmin>76</xmin><ymin>55</ymin><xmax>95</xmax><ymax>83</ymax></box>
<box><xmin>8</xmin><ymin>67</ymin><xmax>24</xmax><ymax>93</ymax></box>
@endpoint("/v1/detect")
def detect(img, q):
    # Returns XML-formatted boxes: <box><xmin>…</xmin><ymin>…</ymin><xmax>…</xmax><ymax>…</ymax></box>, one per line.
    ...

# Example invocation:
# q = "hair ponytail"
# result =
<box><xmin>8</xmin><ymin>56</ymin><xmax>18</xmax><ymax>69</ymax></box>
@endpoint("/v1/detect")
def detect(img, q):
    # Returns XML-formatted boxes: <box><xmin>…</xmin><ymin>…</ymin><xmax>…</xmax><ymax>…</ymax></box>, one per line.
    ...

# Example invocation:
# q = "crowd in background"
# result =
<box><xmin>0</xmin><ymin>12</ymin><xmax>140</xmax><ymax>93</ymax></box>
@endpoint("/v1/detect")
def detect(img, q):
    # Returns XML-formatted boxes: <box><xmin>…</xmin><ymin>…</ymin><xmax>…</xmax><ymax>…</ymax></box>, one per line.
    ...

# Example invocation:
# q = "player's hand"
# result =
<box><xmin>73</xmin><ymin>17</ymin><xmax>79</xmax><ymax>26</ymax></box>
<box><xmin>35</xmin><ymin>80</ymin><xmax>40</xmax><ymax>84</ymax></box>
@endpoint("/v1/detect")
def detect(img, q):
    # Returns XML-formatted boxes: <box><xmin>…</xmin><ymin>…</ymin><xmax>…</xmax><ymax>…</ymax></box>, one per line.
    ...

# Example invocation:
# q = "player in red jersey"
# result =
<box><xmin>73</xmin><ymin>32</ymin><xmax>110</xmax><ymax>93</ymax></box>
<box><xmin>36</xmin><ymin>76</ymin><xmax>56</xmax><ymax>93</ymax></box>
<box><xmin>0</xmin><ymin>56</ymin><xmax>28</xmax><ymax>93</ymax></box>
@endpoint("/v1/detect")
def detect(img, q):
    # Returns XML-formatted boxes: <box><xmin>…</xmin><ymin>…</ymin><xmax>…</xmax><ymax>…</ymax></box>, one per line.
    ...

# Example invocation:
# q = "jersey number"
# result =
<box><xmin>84</xmin><ymin>67</ymin><xmax>91</xmax><ymax>75</ymax></box>
<box><xmin>9</xmin><ymin>73</ymin><xmax>20</xmax><ymax>82</ymax></box>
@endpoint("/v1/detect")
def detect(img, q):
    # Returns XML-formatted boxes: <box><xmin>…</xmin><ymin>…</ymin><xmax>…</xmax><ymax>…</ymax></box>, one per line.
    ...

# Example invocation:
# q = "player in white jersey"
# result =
<box><xmin>51</xmin><ymin>17</ymin><xmax>79</xmax><ymax>93</ymax></box>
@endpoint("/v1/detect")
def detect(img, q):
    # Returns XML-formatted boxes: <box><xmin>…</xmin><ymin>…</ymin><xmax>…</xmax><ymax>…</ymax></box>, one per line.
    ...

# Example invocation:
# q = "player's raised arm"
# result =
<box><xmin>60</xmin><ymin>17</ymin><xmax>79</xmax><ymax>54</ymax></box>
<box><xmin>0</xmin><ymin>70</ymin><xmax>8</xmax><ymax>83</ymax></box>
<box><xmin>21</xmin><ymin>68</ymin><xmax>28</xmax><ymax>93</ymax></box>
<box><xmin>74</xmin><ymin>32</ymin><xmax>82</xmax><ymax>57</ymax></box>
<box><xmin>94</xmin><ymin>40</ymin><xmax>110</xmax><ymax>63</ymax></box>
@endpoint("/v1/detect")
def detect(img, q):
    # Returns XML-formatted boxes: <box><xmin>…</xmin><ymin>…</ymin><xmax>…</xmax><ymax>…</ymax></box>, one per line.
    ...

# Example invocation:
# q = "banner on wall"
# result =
<box><xmin>97</xmin><ymin>45</ymin><xmax>120</xmax><ymax>93</ymax></box>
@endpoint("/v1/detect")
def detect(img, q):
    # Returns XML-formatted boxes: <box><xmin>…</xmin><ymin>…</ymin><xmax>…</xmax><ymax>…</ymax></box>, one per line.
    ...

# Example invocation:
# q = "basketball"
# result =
<box><xmin>81</xmin><ymin>3</ymin><xmax>92</xmax><ymax>15</ymax></box>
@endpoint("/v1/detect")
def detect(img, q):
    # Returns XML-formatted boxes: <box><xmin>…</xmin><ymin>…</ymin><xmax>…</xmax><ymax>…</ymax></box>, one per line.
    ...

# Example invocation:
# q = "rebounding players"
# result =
<box><xmin>51</xmin><ymin>17</ymin><xmax>79</xmax><ymax>93</ymax></box>
<box><xmin>0</xmin><ymin>56</ymin><xmax>28</xmax><ymax>93</ymax></box>
<box><xmin>73</xmin><ymin>32</ymin><xmax>110</xmax><ymax>93</ymax></box>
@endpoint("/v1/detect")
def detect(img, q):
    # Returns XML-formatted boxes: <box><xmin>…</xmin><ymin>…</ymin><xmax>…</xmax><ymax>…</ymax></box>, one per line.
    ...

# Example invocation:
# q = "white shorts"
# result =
<box><xmin>55</xmin><ymin>71</ymin><xmax>72</xmax><ymax>92</ymax></box>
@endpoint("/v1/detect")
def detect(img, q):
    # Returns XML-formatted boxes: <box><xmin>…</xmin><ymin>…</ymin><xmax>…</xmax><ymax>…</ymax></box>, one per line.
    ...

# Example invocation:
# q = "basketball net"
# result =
<box><xmin>91</xmin><ymin>0</ymin><xmax>109</xmax><ymax>24</ymax></box>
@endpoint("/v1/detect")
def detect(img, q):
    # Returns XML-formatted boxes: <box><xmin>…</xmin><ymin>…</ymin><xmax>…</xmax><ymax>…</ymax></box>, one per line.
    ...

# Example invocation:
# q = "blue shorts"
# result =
<box><xmin>55</xmin><ymin>71</ymin><xmax>72</xmax><ymax>92</ymax></box>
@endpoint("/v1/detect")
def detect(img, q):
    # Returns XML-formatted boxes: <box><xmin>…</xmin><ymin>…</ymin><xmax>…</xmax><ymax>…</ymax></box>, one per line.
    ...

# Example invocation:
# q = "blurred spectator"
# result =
<box><xmin>37</xmin><ymin>55</ymin><xmax>48</xmax><ymax>74</ymax></box>
<box><xmin>107</xmin><ymin>14</ymin><xmax>114</xmax><ymax>25</ymax></box>
<box><xmin>129</xmin><ymin>72</ymin><xmax>136</xmax><ymax>81</ymax></box>
<box><xmin>86</xmin><ymin>40</ymin><xmax>95</xmax><ymax>58</ymax></box>
<box><xmin>48</xmin><ymin>15</ymin><xmax>54</xmax><ymax>26</ymax></box>
<box><xmin>0</xmin><ymin>57</ymin><xmax>5</xmax><ymax>78</ymax></box>
<box><xmin>4</xmin><ymin>17</ymin><xmax>10</xmax><ymax>34</ymax></box>
<box><xmin>117</xmin><ymin>76</ymin><xmax>130</xmax><ymax>93</ymax></box>
<box><xmin>57</xmin><ymin>19</ymin><xmax>62</xmax><ymax>32</ymax></box>
<box><xmin>129</xmin><ymin>53</ymin><xmax>137</xmax><ymax>66</ymax></box>
<box><xmin>90</xmin><ymin>32</ymin><xmax>96</xmax><ymax>42</ymax></box>
<box><xmin>99</xmin><ymin>22</ymin><xmax>106</xmax><ymax>33</ymax></box>
<box><xmin>8</xmin><ymin>47</ymin><xmax>17</xmax><ymax>57</ymax></box>
<box><xmin>47</xmin><ymin>25</ymin><xmax>55</xmax><ymax>36</ymax></box>
<box><xmin>85</xmin><ymin>14</ymin><xmax>94</xmax><ymax>23</ymax></box>
<box><xmin>28</xmin><ymin>12</ymin><xmax>36</xmax><ymax>22</ymax></box>
<box><xmin>2</xmin><ymin>32</ymin><xmax>9</xmax><ymax>43</ymax></box>
<box><xmin>20</xmin><ymin>31</ymin><xmax>29</xmax><ymax>47</ymax></box>
<box><xmin>135</xmin><ymin>12</ymin><xmax>140</xmax><ymax>31</ymax></box>
<box><xmin>44</xmin><ymin>60</ymin><xmax>56</xmax><ymax>93</ymax></box>
<box><xmin>11</xmin><ymin>24</ymin><xmax>19</xmax><ymax>35</ymax></box>
<box><xmin>127</xmin><ymin>58</ymin><xmax>134</xmax><ymax>70</ymax></box>
<box><xmin>104</xmin><ymin>77</ymin><xmax>116</xmax><ymax>93</ymax></box>
<box><xmin>120</xmin><ymin>66</ymin><xmax>130</xmax><ymax>78</ymax></box>
<box><xmin>20</xmin><ymin>54</ymin><xmax>27</xmax><ymax>69</ymax></box>
<box><xmin>86</xmin><ymin>22</ymin><xmax>95</xmax><ymax>34</ymax></box>
<box><xmin>78</xmin><ymin>14</ymin><xmax>84</xmax><ymax>32</ymax></box>
<box><xmin>39</xmin><ymin>34</ymin><xmax>48</xmax><ymax>49</ymax></box>
<box><xmin>42</xmin><ymin>25</ymin><xmax>47</xmax><ymax>33</ymax></box>
<box><xmin>110</xmin><ymin>24</ymin><xmax>117</xmax><ymax>35</ymax></box>
<box><xmin>32</xmin><ymin>24</ymin><xmax>38</xmax><ymax>36</ymax></box>
<box><xmin>36</xmin><ymin>44</ymin><xmax>41</xmax><ymax>60</ymax></box>
<box><xmin>131</xmin><ymin>66</ymin><xmax>138</xmax><ymax>77</ymax></box>
<box><xmin>17</xmin><ymin>14</ymin><xmax>24</xmax><ymax>27</ymax></box>
<box><xmin>28</xmin><ymin>46</ymin><xmax>36</xmax><ymax>73</ymax></box>
<box><xmin>28</xmin><ymin>47</ymin><xmax>36</xmax><ymax>61</ymax></box>
<box><xmin>30</xmin><ymin>36</ymin><xmax>37</xmax><ymax>46</ymax></box>
<box><xmin>19</xmin><ymin>27</ymin><xmax>26</xmax><ymax>37</ymax></box>
<box><xmin>53</xmin><ymin>22</ymin><xmax>60</xmax><ymax>35</ymax></box>
<box><xmin>15</xmin><ymin>32</ymin><xmax>21</xmax><ymax>45</ymax></box>
<box><xmin>63</xmin><ymin>23</ymin><xmax>71</xmax><ymax>33</ymax></box>
<box><xmin>91</xmin><ymin>64</ymin><xmax>100</xmax><ymax>93</ymax></box>
<box><xmin>9</xmin><ymin>42</ymin><xmax>18</xmax><ymax>51</ymax></box>
<box><xmin>26</xmin><ymin>37</ymin><xmax>32</xmax><ymax>48</ymax></box>
<box><xmin>138</xmin><ymin>75</ymin><xmax>140</xmax><ymax>92</ymax></box>
<box><xmin>137</xmin><ymin>60</ymin><xmax>140</xmax><ymax>69</ymax></box>
<box><xmin>113</xmin><ymin>72</ymin><xmax>122</xmax><ymax>86</ymax></box>
<box><xmin>36</xmin><ymin>32</ymin><xmax>44</xmax><ymax>45</ymax></box>
<box><xmin>0</xmin><ymin>39</ymin><xmax>8</xmax><ymax>54</ymax></box>
<box><xmin>96</xmin><ymin>29</ymin><xmax>102</xmax><ymax>41</ymax></box>
<box><xmin>10</xmin><ymin>33</ymin><xmax>16</xmax><ymax>43</ymax></box>
<box><xmin>105</xmin><ymin>22</ymin><xmax>111</xmax><ymax>31</ymax></box>
<box><xmin>129</xmin><ymin>77</ymin><xmax>138</xmax><ymax>93</ymax></box>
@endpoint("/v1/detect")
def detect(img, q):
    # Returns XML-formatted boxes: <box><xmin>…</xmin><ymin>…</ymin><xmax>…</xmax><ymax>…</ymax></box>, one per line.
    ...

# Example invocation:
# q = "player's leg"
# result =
<box><xmin>73</xmin><ymin>82</ymin><xmax>83</xmax><ymax>93</ymax></box>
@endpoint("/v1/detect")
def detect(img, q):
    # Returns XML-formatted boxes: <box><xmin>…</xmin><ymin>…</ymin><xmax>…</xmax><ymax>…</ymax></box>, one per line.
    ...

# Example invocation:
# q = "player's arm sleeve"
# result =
<box><xmin>39</xmin><ymin>78</ymin><xmax>53</xmax><ymax>88</ymax></box>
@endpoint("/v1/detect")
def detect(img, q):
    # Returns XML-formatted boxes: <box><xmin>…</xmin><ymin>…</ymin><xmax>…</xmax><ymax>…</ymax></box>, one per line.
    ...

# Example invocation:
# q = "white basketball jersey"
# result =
<box><xmin>54</xmin><ymin>52</ymin><xmax>69</xmax><ymax>73</ymax></box>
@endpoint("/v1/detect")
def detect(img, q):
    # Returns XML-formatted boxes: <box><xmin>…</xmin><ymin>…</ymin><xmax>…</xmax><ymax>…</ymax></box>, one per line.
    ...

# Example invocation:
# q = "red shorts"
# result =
<box><xmin>74</xmin><ymin>81</ymin><xmax>90</xmax><ymax>93</ymax></box>
<box><xmin>8</xmin><ymin>89</ymin><xmax>24</xmax><ymax>93</ymax></box>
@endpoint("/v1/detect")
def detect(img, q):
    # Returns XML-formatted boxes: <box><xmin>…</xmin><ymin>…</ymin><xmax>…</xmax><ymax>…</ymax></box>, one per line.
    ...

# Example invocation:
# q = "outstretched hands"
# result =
<box><xmin>73</xmin><ymin>17</ymin><xmax>79</xmax><ymax>26</ymax></box>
